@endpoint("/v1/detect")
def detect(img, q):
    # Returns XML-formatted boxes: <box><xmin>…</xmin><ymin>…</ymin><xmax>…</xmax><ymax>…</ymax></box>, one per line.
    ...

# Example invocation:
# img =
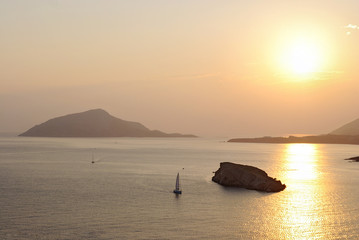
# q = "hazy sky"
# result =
<box><xmin>1</xmin><ymin>0</ymin><xmax>359</xmax><ymax>137</ymax></box>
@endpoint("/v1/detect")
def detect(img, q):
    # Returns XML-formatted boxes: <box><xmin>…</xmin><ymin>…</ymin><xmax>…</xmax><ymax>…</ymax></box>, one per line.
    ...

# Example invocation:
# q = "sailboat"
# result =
<box><xmin>173</xmin><ymin>172</ymin><xmax>182</xmax><ymax>194</ymax></box>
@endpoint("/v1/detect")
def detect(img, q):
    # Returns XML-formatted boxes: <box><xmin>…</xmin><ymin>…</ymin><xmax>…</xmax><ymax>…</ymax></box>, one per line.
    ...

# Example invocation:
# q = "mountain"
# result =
<box><xmin>19</xmin><ymin>109</ymin><xmax>196</xmax><ymax>138</ymax></box>
<box><xmin>330</xmin><ymin>118</ymin><xmax>359</xmax><ymax>136</ymax></box>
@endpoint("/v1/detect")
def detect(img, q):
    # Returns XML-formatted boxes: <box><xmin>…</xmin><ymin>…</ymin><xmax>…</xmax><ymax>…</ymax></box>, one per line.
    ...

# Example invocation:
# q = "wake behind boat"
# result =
<box><xmin>173</xmin><ymin>172</ymin><xmax>182</xmax><ymax>194</ymax></box>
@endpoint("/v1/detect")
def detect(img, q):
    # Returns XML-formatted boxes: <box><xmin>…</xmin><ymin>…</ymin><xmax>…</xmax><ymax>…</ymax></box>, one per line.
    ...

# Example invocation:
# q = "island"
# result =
<box><xmin>19</xmin><ymin>109</ymin><xmax>196</xmax><ymax>138</ymax></box>
<box><xmin>212</xmin><ymin>162</ymin><xmax>286</xmax><ymax>192</ymax></box>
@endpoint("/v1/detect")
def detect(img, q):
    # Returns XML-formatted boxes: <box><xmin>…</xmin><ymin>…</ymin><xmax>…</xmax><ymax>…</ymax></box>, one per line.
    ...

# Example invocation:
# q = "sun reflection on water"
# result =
<box><xmin>285</xmin><ymin>144</ymin><xmax>318</xmax><ymax>181</ymax></box>
<box><xmin>279</xmin><ymin>144</ymin><xmax>327</xmax><ymax>239</ymax></box>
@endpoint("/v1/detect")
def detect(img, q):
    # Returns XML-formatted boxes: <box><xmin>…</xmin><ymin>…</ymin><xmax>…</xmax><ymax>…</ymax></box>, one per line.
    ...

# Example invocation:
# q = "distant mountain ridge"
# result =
<box><xmin>229</xmin><ymin>117</ymin><xmax>359</xmax><ymax>145</ymax></box>
<box><xmin>330</xmin><ymin>118</ymin><xmax>359</xmax><ymax>136</ymax></box>
<box><xmin>228</xmin><ymin>134</ymin><xmax>359</xmax><ymax>145</ymax></box>
<box><xmin>19</xmin><ymin>109</ymin><xmax>196</xmax><ymax>138</ymax></box>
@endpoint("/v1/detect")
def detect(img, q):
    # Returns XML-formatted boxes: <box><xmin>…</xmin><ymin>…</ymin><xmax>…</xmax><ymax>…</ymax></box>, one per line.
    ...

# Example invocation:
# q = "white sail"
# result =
<box><xmin>175</xmin><ymin>173</ymin><xmax>180</xmax><ymax>190</ymax></box>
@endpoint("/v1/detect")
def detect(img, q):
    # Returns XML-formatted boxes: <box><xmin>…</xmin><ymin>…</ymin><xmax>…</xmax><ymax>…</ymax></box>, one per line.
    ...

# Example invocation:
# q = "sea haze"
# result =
<box><xmin>1</xmin><ymin>137</ymin><xmax>359</xmax><ymax>239</ymax></box>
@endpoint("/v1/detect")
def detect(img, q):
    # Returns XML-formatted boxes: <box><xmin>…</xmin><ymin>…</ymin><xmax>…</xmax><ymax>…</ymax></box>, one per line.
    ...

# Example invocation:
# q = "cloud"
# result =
<box><xmin>344</xmin><ymin>24</ymin><xmax>359</xmax><ymax>30</ymax></box>
<box><xmin>169</xmin><ymin>73</ymin><xmax>220</xmax><ymax>81</ymax></box>
<box><xmin>344</xmin><ymin>24</ymin><xmax>359</xmax><ymax>36</ymax></box>
<box><xmin>272</xmin><ymin>70</ymin><xmax>343</xmax><ymax>84</ymax></box>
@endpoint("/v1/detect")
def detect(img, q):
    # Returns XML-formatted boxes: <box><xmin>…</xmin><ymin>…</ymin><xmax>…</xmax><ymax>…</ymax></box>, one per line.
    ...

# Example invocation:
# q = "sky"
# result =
<box><xmin>1</xmin><ymin>0</ymin><xmax>359</xmax><ymax>137</ymax></box>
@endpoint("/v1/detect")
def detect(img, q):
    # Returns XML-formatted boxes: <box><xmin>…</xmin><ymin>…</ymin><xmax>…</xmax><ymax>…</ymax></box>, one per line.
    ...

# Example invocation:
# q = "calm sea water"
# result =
<box><xmin>1</xmin><ymin>137</ymin><xmax>359</xmax><ymax>239</ymax></box>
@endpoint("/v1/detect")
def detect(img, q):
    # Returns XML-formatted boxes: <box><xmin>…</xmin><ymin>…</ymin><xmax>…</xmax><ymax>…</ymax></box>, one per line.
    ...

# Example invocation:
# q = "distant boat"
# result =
<box><xmin>91</xmin><ymin>150</ymin><xmax>95</xmax><ymax>164</ymax></box>
<box><xmin>173</xmin><ymin>172</ymin><xmax>182</xmax><ymax>194</ymax></box>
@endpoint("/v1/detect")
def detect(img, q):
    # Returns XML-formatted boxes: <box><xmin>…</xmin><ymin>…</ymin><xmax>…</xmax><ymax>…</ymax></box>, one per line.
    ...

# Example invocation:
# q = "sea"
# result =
<box><xmin>1</xmin><ymin>137</ymin><xmax>359</xmax><ymax>240</ymax></box>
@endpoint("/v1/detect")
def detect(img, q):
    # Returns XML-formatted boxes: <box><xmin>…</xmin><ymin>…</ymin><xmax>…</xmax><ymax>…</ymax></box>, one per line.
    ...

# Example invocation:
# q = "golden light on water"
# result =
<box><xmin>279</xmin><ymin>144</ymin><xmax>326</xmax><ymax>239</ymax></box>
<box><xmin>285</xmin><ymin>144</ymin><xmax>318</xmax><ymax>181</ymax></box>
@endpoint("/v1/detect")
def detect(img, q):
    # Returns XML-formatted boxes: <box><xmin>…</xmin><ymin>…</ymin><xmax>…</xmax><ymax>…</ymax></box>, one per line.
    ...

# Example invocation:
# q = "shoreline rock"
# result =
<box><xmin>212</xmin><ymin>162</ymin><xmax>286</xmax><ymax>192</ymax></box>
<box><xmin>345</xmin><ymin>156</ymin><xmax>359</xmax><ymax>162</ymax></box>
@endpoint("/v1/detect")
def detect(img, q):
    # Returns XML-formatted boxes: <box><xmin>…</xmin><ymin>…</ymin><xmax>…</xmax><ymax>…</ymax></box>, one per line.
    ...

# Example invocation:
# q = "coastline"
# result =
<box><xmin>228</xmin><ymin>134</ymin><xmax>359</xmax><ymax>145</ymax></box>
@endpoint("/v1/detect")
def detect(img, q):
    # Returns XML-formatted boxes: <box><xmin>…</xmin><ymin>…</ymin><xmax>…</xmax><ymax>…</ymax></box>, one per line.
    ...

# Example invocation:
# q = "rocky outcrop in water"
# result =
<box><xmin>212</xmin><ymin>162</ymin><xmax>286</xmax><ymax>192</ymax></box>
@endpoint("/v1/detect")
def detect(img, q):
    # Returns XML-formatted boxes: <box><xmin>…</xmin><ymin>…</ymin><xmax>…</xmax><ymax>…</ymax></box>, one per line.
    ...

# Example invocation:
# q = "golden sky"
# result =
<box><xmin>1</xmin><ymin>0</ymin><xmax>359</xmax><ymax>137</ymax></box>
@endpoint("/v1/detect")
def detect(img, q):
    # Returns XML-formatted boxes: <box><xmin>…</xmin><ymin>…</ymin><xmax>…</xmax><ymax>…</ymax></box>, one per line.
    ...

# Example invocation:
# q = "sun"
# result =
<box><xmin>287</xmin><ymin>42</ymin><xmax>320</xmax><ymax>74</ymax></box>
<box><xmin>277</xmin><ymin>37</ymin><xmax>324</xmax><ymax>77</ymax></box>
